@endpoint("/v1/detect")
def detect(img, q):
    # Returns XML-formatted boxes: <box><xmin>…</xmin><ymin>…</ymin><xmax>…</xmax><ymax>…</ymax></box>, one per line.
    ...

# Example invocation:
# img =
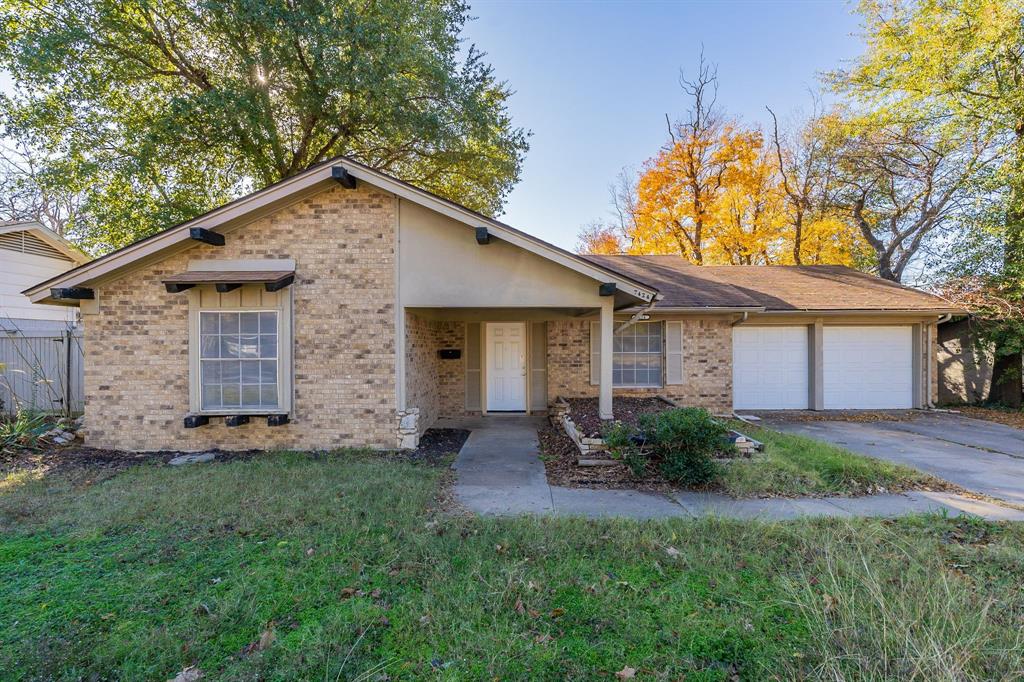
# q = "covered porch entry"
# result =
<box><xmin>398</xmin><ymin>305</ymin><xmax>618</xmax><ymax>447</ymax></box>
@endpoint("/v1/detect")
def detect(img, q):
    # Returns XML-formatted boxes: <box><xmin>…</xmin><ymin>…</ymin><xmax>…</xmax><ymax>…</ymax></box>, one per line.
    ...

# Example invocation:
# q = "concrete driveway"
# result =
<box><xmin>765</xmin><ymin>413</ymin><xmax>1024</xmax><ymax>505</ymax></box>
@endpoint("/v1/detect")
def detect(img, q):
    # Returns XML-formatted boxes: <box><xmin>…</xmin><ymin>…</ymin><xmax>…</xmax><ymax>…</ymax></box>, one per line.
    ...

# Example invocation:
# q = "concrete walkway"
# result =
<box><xmin>444</xmin><ymin>416</ymin><xmax>1024</xmax><ymax>522</ymax></box>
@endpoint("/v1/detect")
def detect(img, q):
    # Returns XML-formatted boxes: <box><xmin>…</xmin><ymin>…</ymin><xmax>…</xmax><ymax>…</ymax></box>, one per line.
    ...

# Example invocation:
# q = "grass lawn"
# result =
<box><xmin>720</xmin><ymin>421</ymin><xmax>942</xmax><ymax>498</ymax></box>
<box><xmin>3</xmin><ymin>453</ymin><xmax>1023</xmax><ymax>681</ymax></box>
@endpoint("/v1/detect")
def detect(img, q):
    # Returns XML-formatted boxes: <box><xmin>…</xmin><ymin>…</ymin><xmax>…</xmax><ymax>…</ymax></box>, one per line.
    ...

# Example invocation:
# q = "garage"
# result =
<box><xmin>823</xmin><ymin>326</ymin><xmax>914</xmax><ymax>409</ymax></box>
<box><xmin>733</xmin><ymin>326</ymin><xmax>809</xmax><ymax>410</ymax></box>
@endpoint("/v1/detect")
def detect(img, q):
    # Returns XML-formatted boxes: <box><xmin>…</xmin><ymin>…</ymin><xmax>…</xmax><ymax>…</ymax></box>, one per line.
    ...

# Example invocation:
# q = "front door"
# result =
<box><xmin>485</xmin><ymin>322</ymin><xmax>527</xmax><ymax>411</ymax></box>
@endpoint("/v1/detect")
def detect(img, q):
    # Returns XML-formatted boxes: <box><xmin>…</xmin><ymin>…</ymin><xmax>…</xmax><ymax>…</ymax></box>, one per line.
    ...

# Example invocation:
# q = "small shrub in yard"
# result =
<box><xmin>603</xmin><ymin>407</ymin><xmax>729</xmax><ymax>485</ymax></box>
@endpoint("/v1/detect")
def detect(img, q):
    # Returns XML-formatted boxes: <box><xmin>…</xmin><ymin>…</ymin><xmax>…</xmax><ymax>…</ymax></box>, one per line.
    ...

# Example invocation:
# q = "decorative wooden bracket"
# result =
<box><xmin>50</xmin><ymin>287</ymin><xmax>95</xmax><ymax>300</ymax></box>
<box><xmin>215</xmin><ymin>283</ymin><xmax>242</xmax><ymax>293</ymax></box>
<box><xmin>475</xmin><ymin>227</ymin><xmax>490</xmax><ymax>245</ymax></box>
<box><xmin>165</xmin><ymin>282</ymin><xmax>196</xmax><ymax>293</ymax></box>
<box><xmin>599</xmin><ymin>283</ymin><xmax>617</xmax><ymax>296</ymax></box>
<box><xmin>332</xmin><ymin>166</ymin><xmax>357</xmax><ymax>189</ymax></box>
<box><xmin>264</xmin><ymin>274</ymin><xmax>294</xmax><ymax>292</ymax></box>
<box><xmin>189</xmin><ymin>227</ymin><xmax>225</xmax><ymax>246</ymax></box>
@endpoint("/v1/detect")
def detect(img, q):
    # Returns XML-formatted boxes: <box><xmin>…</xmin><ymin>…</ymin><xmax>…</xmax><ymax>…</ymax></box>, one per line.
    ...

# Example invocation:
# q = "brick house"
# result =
<box><xmin>25</xmin><ymin>158</ymin><xmax>959</xmax><ymax>451</ymax></box>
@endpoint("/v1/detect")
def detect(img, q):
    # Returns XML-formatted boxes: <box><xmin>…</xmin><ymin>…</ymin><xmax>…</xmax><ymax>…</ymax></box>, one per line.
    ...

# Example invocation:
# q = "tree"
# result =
<box><xmin>578</xmin><ymin>59</ymin><xmax>865</xmax><ymax>266</ymax></box>
<box><xmin>835</xmin><ymin>0</ymin><xmax>1024</xmax><ymax>404</ymax></box>
<box><xmin>0</xmin><ymin>137</ymin><xmax>83</xmax><ymax>238</ymax></box>
<box><xmin>0</xmin><ymin>0</ymin><xmax>528</xmax><ymax>251</ymax></box>
<box><xmin>830</xmin><ymin>116</ymin><xmax>993</xmax><ymax>282</ymax></box>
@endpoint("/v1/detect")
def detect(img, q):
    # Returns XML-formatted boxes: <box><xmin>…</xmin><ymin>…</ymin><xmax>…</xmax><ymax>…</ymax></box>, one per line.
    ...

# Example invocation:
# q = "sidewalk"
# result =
<box><xmin>444</xmin><ymin>416</ymin><xmax>1024</xmax><ymax>522</ymax></box>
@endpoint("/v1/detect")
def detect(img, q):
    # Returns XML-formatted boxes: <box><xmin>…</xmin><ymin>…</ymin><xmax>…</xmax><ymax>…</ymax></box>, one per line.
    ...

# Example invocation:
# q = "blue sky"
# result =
<box><xmin>462</xmin><ymin>0</ymin><xmax>864</xmax><ymax>250</ymax></box>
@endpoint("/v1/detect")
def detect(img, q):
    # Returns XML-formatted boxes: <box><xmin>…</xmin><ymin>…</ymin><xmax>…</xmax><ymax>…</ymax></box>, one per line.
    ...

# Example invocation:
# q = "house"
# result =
<box><xmin>24</xmin><ymin>158</ymin><xmax>959</xmax><ymax>452</ymax></box>
<box><xmin>1</xmin><ymin>220</ymin><xmax>89</xmax><ymax>332</ymax></box>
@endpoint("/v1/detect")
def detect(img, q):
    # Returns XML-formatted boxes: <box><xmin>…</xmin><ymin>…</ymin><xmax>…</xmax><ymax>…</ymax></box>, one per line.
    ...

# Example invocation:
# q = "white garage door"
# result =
<box><xmin>824</xmin><ymin>326</ymin><xmax>914</xmax><ymax>409</ymax></box>
<box><xmin>733</xmin><ymin>327</ymin><xmax>809</xmax><ymax>410</ymax></box>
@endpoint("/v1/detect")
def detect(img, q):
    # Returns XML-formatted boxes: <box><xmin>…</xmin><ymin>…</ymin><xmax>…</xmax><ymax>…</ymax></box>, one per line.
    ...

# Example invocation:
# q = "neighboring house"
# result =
<box><xmin>936</xmin><ymin>316</ymin><xmax>1024</xmax><ymax>406</ymax></box>
<box><xmin>25</xmin><ymin>158</ymin><xmax>959</xmax><ymax>452</ymax></box>
<box><xmin>0</xmin><ymin>220</ymin><xmax>89</xmax><ymax>331</ymax></box>
<box><xmin>0</xmin><ymin>221</ymin><xmax>90</xmax><ymax>414</ymax></box>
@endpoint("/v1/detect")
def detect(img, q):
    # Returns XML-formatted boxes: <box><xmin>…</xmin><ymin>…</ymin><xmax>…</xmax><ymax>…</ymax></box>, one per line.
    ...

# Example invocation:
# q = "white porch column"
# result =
<box><xmin>599</xmin><ymin>298</ymin><xmax>614</xmax><ymax>420</ymax></box>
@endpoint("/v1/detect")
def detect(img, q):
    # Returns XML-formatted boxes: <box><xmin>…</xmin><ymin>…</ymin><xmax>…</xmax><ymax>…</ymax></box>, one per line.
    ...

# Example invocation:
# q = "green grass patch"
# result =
<box><xmin>2</xmin><ymin>452</ymin><xmax>1022</xmax><ymax>680</ymax></box>
<box><xmin>720</xmin><ymin>421</ymin><xmax>939</xmax><ymax>498</ymax></box>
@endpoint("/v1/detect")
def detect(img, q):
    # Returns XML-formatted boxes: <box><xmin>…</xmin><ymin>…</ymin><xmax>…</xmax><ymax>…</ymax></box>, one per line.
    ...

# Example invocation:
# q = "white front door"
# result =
<box><xmin>486</xmin><ymin>322</ymin><xmax>527</xmax><ymax>411</ymax></box>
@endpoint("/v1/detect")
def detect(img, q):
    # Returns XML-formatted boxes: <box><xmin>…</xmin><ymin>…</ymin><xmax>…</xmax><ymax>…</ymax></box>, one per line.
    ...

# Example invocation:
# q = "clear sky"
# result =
<box><xmin>461</xmin><ymin>0</ymin><xmax>864</xmax><ymax>250</ymax></box>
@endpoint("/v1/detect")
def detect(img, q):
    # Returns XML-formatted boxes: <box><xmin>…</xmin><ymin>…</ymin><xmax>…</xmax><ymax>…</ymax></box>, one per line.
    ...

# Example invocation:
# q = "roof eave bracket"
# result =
<box><xmin>189</xmin><ymin>227</ymin><xmax>224</xmax><ymax>247</ymax></box>
<box><xmin>50</xmin><ymin>286</ymin><xmax>94</xmax><ymax>301</ymax></box>
<box><xmin>475</xmin><ymin>227</ymin><xmax>490</xmax><ymax>244</ymax></box>
<box><xmin>332</xmin><ymin>167</ymin><xmax>357</xmax><ymax>189</ymax></box>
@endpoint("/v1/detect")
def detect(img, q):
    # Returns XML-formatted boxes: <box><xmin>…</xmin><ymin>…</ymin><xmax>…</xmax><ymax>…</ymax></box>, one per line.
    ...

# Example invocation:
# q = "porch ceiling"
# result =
<box><xmin>404</xmin><ymin>306</ymin><xmax>599</xmax><ymax>321</ymax></box>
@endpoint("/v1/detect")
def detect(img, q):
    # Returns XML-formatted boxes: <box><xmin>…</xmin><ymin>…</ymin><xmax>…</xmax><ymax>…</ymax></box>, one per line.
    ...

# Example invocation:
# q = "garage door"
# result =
<box><xmin>824</xmin><ymin>326</ymin><xmax>914</xmax><ymax>409</ymax></box>
<box><xmin>733</xmin><ymin>327</ymin><xmax>809</xmax><ymax>410</ymax></box>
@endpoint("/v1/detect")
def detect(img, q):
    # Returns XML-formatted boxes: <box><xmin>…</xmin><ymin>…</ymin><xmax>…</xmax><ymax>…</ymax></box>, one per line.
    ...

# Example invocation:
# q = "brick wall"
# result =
<box><xmin>83</xmin><ymin>183</ymin><xmax>398</xmax><ymax>451</ymax></box>
<box><xmin>546</xmin><ymin>317</ymin><xmax>733</xmax><ymax>413</ymax></box>
<box><xmin>404</xmin><ymin>312</ymin><xmax>465</xmax><ymax>433</ymax></box>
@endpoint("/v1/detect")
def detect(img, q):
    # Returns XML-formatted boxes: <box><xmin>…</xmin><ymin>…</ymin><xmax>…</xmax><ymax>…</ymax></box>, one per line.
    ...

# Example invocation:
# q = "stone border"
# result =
<box><xmin>548</xmin><ymin>396</ymin><xmax>763</xmax><ymax>465</ymax></box>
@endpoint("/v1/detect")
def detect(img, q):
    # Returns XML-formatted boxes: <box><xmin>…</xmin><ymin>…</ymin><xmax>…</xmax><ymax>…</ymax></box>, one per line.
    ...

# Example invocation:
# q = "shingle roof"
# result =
<box><xmin>584</xmin><ymin>255</ymin><xmax>955</xmax><ymax>312</ymax></box>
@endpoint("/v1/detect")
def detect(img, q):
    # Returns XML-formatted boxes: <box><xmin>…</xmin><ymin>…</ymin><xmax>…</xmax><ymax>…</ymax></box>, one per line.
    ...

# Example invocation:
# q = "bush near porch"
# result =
<box><xmin>2</xmin><ymin>452</ymin><xmax>1022</xmax><ymax>680</ymax></box>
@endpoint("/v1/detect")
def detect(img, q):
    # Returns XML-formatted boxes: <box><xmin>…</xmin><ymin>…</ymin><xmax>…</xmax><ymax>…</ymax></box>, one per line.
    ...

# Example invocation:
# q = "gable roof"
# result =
<box><xmin>24</xmin><ymin>156</ymin><xmax>659</xmax><ymax>305</ymax></box>
<box><xmin>585</xmin><ymin>255</ymin><xmax>959</xmax><ymax>313</ymax></box>
<box><xmin>0</xmin><ymin>221</ymin><xmax>90</xmax><ymax>265</ymax></box>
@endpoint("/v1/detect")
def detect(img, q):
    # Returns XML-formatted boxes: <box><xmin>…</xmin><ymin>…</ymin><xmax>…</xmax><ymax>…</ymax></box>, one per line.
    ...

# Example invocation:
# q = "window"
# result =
<box><xmin>199</xmin><ymin>311</ymin><xmax>279</xmax><ymax>410</ymax></box>
<box><xmin>612</xmin><ymin>321</ymin><xmax>663</xmax><ymax>387</ymax></box>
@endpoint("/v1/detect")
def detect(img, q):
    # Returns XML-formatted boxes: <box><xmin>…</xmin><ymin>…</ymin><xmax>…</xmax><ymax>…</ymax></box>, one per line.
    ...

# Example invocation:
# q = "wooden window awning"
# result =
<box><xmin>162</xmin><ymin>270</ymin><xmax>295</xmax><ymax>293</ymax></box>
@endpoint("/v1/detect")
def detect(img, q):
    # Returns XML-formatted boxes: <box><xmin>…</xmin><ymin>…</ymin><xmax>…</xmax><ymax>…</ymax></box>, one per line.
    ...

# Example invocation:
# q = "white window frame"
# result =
<box><xmin>612</xmin><ymin>320</ymin><xmax>664</xmax><ymax>388</ymax></box>
<box><xmin>187</xmin><ymin>286</ymin><xmax>293</xmax><ymax>415</ymax></box>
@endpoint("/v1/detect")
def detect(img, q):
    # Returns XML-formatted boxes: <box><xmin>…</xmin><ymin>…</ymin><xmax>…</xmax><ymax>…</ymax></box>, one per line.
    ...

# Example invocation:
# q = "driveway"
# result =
<box><xmin>765</xmin><ymin>413</ymin><xmax>1024</xmax><ymax>505</ymax></box>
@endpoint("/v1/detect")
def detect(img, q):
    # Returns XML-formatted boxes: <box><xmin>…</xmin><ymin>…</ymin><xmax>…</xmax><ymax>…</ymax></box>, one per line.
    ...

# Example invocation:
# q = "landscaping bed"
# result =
<box><xmin>540</xmin><ymin>399</ymin><xmax>951</xmax><ymax>498</ymax></box>
<box><xmin>560</xmin><ymin>396</ymin><xmax>673</xmax><ymax>438</ymax></box>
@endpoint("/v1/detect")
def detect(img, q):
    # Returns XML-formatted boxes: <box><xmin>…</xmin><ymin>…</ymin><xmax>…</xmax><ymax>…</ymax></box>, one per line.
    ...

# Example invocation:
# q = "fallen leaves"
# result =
<box><xmin>167</xmin><ymin>667</ymin><xmax>202</xmax><ymax>682</ymax></box>
<box><xmin>615</xmin><ymin>665</ymin><xmax>637</xmax><ymax>679</ymax></box>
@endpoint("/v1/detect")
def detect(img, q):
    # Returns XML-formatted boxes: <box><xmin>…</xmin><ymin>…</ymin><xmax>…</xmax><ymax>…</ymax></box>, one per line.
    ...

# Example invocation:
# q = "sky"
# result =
<box><xmin>461</xmin><ymin>0</ymin><xmax>864</xmax><ymax>250</ymax></box>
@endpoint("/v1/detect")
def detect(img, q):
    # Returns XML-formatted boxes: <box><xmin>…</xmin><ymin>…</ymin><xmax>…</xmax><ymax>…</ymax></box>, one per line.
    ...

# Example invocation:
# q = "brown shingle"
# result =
<box><xmin>585</xmin><ymin>255</ymin><xmax>956</xmax><ymax>311</ymax></box>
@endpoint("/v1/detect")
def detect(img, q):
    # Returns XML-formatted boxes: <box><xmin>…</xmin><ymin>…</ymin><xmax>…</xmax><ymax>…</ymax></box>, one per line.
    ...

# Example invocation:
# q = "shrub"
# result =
<box><xmin>601</xmin><ymin>407</ymin><xmax>728</xmax><ymax>485</ymax></box>
<box><xmin>638</xmin><ymin>408</ymin><xmax>726</xmax><ymax>485</ymax></box>
<box><xmin>601</xmin><ymin>421</ymin><xmax>647</xmax><ymax>476</ymax></box>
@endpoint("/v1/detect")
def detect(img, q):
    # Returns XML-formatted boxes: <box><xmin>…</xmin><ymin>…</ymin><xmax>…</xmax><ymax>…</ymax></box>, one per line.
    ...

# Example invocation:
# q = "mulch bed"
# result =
<box><xmin>1</xmin><ymin>428</ymin><xmax>471</xmax><ymax>478</ymax></box>
<box><xmin>539</xmin><ymin>421</ymin><xmax>677</xmax><ymax>492</ymax></box>
<box><xmin>390</xmin><ymin>428</ymin><xmax>470</xmax><ymax>465</ymax></box>
<box><xmin>563</xmin><ymin>396</ymin><xmax>673</xmax><ymax>438</ymax></box>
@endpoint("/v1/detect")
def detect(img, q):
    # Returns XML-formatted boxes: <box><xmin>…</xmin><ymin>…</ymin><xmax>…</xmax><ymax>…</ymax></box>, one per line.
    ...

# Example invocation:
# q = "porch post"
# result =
<box><xmin>599</xmin><ymin>298</ymin><xmax>614</xmax><ymax>419</ymax></box>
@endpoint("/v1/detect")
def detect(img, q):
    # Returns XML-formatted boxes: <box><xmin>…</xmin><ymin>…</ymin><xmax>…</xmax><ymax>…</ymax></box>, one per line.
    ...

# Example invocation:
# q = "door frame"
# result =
<box><xmin>481</xmin><ymin>321</ymin><xmax>531</xmax><ymax>414</ymax></box>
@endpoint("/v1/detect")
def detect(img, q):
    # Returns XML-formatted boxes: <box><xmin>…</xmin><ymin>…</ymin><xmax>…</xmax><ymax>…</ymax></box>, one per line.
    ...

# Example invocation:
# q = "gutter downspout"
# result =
<box><xmin>926</xmin><ymin>314</ymin><xmax>953</xmax><ymax>409</ymax></box>
<box><xmin>731</xmin><ymin>311</ymin><xmax>749</xmax><ymax>327</ymax></box>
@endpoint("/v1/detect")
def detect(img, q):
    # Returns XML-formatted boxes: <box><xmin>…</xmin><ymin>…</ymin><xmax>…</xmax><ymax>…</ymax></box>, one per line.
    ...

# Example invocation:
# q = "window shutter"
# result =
<box><xmin>665</xmin><ymin>321</ymin><xmax>684</xmax><ymax>385</ymax></box>
<box><xmin>590</xmin><ymin>321</ymin><xmax>601</xmax><ymax>385</ymax></box>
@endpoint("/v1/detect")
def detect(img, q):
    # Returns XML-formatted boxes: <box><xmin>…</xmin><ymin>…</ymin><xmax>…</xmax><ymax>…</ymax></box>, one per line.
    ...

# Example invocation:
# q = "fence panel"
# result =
<box><xmin>0</xmin><ymin>328</ymin><xmax>84</xmax><ymax>416</ymax></box>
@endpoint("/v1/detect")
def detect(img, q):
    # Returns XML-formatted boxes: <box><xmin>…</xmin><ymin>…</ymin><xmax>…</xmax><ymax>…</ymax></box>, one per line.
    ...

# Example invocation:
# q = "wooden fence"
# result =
<box><xmin>0</xmin><ymin>326</ymin><xmax>84</xmax><ymax>416</ymax></box>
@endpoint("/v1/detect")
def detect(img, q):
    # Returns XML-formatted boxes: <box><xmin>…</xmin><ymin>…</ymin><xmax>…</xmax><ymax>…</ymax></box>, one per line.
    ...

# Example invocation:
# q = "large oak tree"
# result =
<box><xmin>0</xmin><ymin>0</ymin><xmax>528</xmax><ymax>251</ymax></box>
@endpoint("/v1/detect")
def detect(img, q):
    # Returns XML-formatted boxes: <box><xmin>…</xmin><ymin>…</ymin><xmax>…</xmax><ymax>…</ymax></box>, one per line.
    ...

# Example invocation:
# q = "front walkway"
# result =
<box><xmin>442</xmin><ymin>416</ymin><xmax>1024</xmax><ymax>522</ymax></box>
